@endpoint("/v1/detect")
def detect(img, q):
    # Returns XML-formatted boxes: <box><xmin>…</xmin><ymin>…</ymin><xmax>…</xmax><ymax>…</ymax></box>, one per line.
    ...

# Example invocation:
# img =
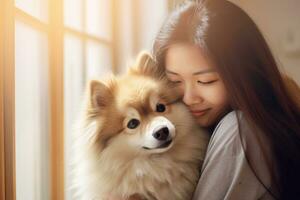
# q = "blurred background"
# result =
<box><xmin>1</xmin><ymin>0</ymin><xmax>299</xmax><ymax>200</ymax></box>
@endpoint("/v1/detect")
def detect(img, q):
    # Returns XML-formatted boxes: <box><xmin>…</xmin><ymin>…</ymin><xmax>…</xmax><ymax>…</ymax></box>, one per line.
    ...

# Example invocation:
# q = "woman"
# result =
<box><xmin>152</xmin><ymin>0</ymin><xmax>300</xmax><ymax>199</ymax></box>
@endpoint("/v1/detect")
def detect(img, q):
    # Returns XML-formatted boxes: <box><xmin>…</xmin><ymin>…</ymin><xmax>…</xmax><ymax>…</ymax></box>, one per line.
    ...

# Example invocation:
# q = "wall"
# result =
<box><xmin>116</xmin><ymin>0</ymin><xmax>300</xmax><ymax>85</ymax></box>
<box><xmin>115</xmin><ymin>0</ymin><xmax>168</xmax><ymax>74</ymax></box>
<box><xmin>232</xmin><ymin>0</ymin><xmax>300</xmax><ymax>84</ymax></box>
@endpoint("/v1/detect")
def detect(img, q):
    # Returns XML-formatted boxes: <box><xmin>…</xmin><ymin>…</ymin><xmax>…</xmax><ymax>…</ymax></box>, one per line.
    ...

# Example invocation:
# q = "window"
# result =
<box><xmin>15</xmin><ymin>20</ymin><xmax>50</xmax><ymax>200</ymax></box>
<box><xmin>63</xmin><ymin>1</ymin><xmax>114</xmax><ymax>199</ymax></box>
<box><xmin>0</xmin><ymin>0</ymin><xmax>168</xmax><ymax>200</ymax></box>
<box><xmin>14</xmin><ymin>1</ymin><xmax>51</xmax><ymax>200</ymax></box>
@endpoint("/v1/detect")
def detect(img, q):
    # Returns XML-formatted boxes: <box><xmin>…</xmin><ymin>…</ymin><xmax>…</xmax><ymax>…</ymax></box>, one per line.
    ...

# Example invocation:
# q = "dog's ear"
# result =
<box><xmin>130</xmin><ymin>51</ymin><xmax>165</xmax><ymax>79</ymax></box>
<box><xmin>89</xmin><ymin>80</ymin><xmax>113</xmax><ymax>110</ymax></box>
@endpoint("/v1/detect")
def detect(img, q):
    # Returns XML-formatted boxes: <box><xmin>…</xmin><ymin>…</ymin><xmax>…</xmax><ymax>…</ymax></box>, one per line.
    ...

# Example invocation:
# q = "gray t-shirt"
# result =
<box><xmin>193</xmin><ymin>111</ymin><xmax>277</xmax><ymax>200</ymax></box>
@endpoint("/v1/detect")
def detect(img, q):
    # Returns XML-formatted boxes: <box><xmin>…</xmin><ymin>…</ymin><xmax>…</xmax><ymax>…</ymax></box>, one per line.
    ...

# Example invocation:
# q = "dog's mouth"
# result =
<box><xmin>142</xmin><ymin>139</ymin><xmax>173</xmax><ymax>150</ymax></box>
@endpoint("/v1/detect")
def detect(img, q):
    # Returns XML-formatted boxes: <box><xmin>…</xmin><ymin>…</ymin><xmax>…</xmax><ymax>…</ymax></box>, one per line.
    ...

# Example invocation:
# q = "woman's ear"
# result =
<box><xmin>130</xmin><ymin>51</ymin><xmax>165</xmax><ymax>79</ymax></box>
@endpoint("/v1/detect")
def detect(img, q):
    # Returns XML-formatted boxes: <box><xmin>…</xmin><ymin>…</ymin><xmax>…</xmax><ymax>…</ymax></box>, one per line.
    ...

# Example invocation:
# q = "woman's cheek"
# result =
<box><xmin>200</xmin><ymin>83</ymin><xmax>229</xmax><ymax>106</ymax></box>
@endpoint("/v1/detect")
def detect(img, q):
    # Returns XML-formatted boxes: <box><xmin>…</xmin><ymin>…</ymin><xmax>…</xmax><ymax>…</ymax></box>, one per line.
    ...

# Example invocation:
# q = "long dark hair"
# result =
<box><xmin>153</xmin><ymin>0</ymin><xmax>300</xmax><ymax>199</ymax></box>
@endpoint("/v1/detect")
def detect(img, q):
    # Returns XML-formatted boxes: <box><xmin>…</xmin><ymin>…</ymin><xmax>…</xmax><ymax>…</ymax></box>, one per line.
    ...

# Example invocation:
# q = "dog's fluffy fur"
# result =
<box><xmin>72</xmin><ymin>53</ymin><xmax>209</xmax><ymax>200</ymax></box>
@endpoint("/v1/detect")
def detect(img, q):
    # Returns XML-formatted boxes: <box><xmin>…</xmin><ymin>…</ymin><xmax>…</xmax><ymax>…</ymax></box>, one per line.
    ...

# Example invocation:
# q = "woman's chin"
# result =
<box><xmin>195</xmin><ymin>117</ymin><xmax>212</xmax><ymax>128</ymax></box>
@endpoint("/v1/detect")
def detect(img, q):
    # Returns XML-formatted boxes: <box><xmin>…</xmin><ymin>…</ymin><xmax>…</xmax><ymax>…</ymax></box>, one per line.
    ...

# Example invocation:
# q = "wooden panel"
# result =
<box><xmin>0</xmin><ymin>1</ymin><xmax>6</xmax><ymax>197</ymax></box>
<box><xmin>14</xmin><ymin>8</ymin><xmax>49</xmax><ymax>32</ymax></box>
<box><xmin>111</xmin><ymin>0</ymin><xmax>118</xmax><ymax>74</ymax></box>
<box><xmin>49</xmin><ymin>0</ymin><xmax>64</xmax><ymax>199</ymax></box>
<box><xmin>1</xmin><ymin>0</ymin><xmax>16</xmax><ymax>200</ymax></box>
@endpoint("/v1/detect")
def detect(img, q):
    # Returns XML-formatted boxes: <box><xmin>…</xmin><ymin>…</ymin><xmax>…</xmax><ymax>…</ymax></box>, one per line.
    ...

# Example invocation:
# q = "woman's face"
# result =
<box><xmin>165</xmin><ymin>43</ymin><xmax>230</xmax><ymax>127</ymax></box>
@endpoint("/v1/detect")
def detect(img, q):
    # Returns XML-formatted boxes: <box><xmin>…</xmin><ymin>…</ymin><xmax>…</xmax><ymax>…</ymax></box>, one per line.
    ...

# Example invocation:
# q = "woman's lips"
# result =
<box><xmin>190</xmin><ymin>108</ymin><xmax>211</xmax><ymax>117</ymax></box>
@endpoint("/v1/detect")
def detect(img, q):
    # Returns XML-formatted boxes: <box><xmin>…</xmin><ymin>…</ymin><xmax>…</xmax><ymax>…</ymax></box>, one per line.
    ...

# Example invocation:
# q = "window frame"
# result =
<box><xmin>1</xmin><ymin>0</ymin><xmax>117</xmax><ymax>199</ymax></box>
<box><xmin>49</xmin><ymin>0</ymin><xmax>64</xmax><ymax>199</ymax></box>
<box><xmin>1</xmin><ymin>0</ymin><xmax>16</xmax><ymax>200</ymax></box>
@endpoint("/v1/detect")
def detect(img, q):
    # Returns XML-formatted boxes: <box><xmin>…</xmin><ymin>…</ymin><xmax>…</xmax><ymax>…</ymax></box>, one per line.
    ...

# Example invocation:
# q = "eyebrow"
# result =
<box><xmin>166</xmin><ymin>68</ymin><xmax>216</xmax><ymax>75</ymax></box>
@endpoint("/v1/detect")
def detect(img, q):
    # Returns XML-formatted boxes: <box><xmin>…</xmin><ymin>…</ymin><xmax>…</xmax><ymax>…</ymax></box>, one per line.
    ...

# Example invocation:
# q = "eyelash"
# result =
<box><xmin>172</xmin><ymin>81</ymin><xmax>182</xmax><ymax>84</ymax></box>
<box><xmin>170</xmin><ymin>80</ymin><xmax>218</xmax><ymax>85</ymax></box>
<box><xmin>197</xmin><ymin>80</ymin><xmax>218</xmax><ymax>84</ymax></box>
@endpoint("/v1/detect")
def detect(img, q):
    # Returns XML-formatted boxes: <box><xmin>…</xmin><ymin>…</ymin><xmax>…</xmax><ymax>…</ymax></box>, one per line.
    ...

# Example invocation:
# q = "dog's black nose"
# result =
<box><xmin>153</xmin><ymin>127</ymin><xmax>169</xmax><ymax>141</ymax></box>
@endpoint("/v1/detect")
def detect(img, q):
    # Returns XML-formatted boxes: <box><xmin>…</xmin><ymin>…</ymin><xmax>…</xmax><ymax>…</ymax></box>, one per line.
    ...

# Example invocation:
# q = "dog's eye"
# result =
<box><xmin>156</xmin><ymin>103</ymin><xmax>166</xmax><ymax>112</ymax></box>
<box><xmin>127</xmin><ymin>119</ymin><xmax>140</xmax><ymax>129</ymax></box>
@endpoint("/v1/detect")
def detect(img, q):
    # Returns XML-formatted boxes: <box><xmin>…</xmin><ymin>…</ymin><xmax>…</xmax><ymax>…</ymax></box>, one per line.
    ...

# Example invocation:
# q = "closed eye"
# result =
<box><xmin>170</xmin><ymin>80</ymin><xmax>182</xmax><ymax>84</ymax></box>
<box><xmin>197</xmin><ymin>80</ymin><xmax>218</xmax><ymax>84</ymax></box>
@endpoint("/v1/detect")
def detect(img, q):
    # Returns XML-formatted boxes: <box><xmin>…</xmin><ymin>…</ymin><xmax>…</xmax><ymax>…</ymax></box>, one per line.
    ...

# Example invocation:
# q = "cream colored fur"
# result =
<box><xmin>72</xmin><ymin>53</ymin><xmax>209</xmax><ymax>200</ymax></box>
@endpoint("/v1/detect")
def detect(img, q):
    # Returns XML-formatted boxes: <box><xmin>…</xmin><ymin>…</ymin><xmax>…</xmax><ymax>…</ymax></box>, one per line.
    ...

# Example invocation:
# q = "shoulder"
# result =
<box><xmin>194</xmin><ymin>111</ymin><xmax>275</xmax><ymax>200</ymax></box>
<box><xmin>207</xmin><ymin>110</ymin><xmax>246</xmax><ymax>154</ymax></box>
<box><xmin>214</xmin><ymin>110</ymin><xmax>242</xmax><ymax>134</ymax></box>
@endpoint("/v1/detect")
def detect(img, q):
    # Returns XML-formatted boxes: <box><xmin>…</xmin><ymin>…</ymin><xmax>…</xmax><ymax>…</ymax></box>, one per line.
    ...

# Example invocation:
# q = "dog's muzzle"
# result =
<box><xmin>142</xmin><ymin>116</ymin><xmax>175</xmax><ymax>150</ymax></box>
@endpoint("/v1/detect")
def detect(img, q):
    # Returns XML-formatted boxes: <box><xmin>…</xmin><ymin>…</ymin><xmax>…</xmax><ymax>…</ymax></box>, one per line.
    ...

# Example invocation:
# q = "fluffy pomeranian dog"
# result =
<box><xmin>72</xmin><ymin>53</ymin><xmax>209</xmax><ymax>200</ymax></box>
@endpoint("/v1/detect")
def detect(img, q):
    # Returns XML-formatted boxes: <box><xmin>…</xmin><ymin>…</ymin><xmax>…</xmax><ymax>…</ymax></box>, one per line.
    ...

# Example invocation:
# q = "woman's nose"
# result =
<box><xmin>182</xmin><ymin>85</ymin><xmax>203</xmax><ymax>106</ymax></box>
